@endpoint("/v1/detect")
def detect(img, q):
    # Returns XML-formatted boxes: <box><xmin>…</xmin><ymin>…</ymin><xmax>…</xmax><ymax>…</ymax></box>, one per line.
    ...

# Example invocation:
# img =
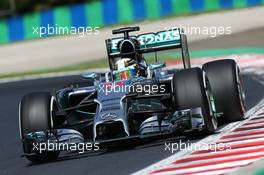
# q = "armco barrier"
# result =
<box><xmin>0</xmin><ymin>0</ymin><xmax>263</xmax><ymax>44</ymax></box>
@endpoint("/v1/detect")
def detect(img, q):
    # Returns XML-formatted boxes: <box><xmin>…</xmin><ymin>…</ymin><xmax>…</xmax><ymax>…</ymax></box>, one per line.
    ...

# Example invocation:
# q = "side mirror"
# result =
<box><xmin>82</xmin><ymin>72</ymin><xmax>112</xmax><ymax>83</ymax></box>
<box><xmin>147</xmin><ymin>62</ymin><xmax>166</xmax><ymax>78</ymax></box>
<box><xmin>81</xmin><ymin>72</ymin><xmax>98</xmax><ymax>80</ymax></box>
<box><xmin>149</xmin><ymin>62</ymin><xmax>166</xmax><ymax>70</ymax></box>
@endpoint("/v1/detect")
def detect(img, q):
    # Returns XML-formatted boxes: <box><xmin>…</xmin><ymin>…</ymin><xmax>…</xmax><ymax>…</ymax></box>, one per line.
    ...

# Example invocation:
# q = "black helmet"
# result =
<box><xmin>118</xmin><ymin>39</ymin><xmax>140</xmax><ymax>59</ymax></box>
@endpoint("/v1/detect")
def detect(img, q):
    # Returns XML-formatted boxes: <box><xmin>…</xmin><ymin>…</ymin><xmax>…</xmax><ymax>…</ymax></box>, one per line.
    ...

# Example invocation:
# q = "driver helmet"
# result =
<box><xmin>113</xmin><ymin>58</ymin><xmax>136</xmax><ymax>80</ymax></box>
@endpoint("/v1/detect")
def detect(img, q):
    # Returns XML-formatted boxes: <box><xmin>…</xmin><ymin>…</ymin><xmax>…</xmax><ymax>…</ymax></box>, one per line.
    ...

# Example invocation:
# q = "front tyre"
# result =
<box><xmin>19</xmin><ymin>92</ymin><xmax>59</xmax><ymax>163</ymax></box>
<box><xmin>173</xmin><ymin>68</ymin><xmax>217</xmax><ymax>134</ymax></box>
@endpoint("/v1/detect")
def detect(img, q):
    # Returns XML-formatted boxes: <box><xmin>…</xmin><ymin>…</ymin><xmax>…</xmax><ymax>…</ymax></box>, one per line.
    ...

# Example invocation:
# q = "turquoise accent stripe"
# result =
<box><xmin>54</xmin><ymin>6</ymin><xmax>71</xmax><ymax>30</ymax></box>
<box><xmin>23</xmin><ymin>12</ymin><xmax>41</xmax><ymax>39</ymax></box>
<box><xmin>171</xmin><ymin>0</ymin><xmax>191</xmax><ymax>15</ymax></box>
<box><xmin>85</xmin><ymin>1</ymin><xmax>103</xmax><ymax>27</ymax></box>
<box><xmin>234</xmin><ymin>0</ymin><xmax>247</xmax><ymax>8</ymax></box>
<box><xmin>117</xmin><ymin>0</ymin><xmax>134</xmax><ymax>23</ymax></box>
<box><xmin>204</xmin><ymin>0</ymin><xmax>220</xmax><ymax>11</ymax></box>
<box><xmin>144</xmin><ymin>0</ymin><xmax>161</xmax><ymax>19</ymax></box>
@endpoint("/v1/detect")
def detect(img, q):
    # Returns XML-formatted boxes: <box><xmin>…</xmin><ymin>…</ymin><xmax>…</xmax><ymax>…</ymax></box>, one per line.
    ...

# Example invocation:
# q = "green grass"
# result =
<box><xmin>0</xmin><ymin>59</ymin><xmax>107</xmax><ymax>79</ymax></box>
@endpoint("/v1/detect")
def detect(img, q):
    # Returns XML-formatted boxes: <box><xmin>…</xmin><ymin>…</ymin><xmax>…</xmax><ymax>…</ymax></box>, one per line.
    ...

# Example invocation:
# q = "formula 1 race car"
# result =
<box><xmin>19</xmin><ymin>26</ymin><xmax>246</xmax><ymax>162</ymax></box>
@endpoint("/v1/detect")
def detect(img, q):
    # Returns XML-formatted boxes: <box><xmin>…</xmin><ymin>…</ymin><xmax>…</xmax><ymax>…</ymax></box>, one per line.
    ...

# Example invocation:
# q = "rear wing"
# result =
<box><xmin>105</xmin><ymin>28</ymin><xmax>191</xmax><ymax>69</ymax></box>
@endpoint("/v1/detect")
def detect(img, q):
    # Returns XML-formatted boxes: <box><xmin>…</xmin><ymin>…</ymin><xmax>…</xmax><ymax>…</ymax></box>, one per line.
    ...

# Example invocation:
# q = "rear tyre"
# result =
<box><xmin>173</xmin><ymin>68</ymin><xmax>217</xmax><ymax>134</ymax></box>
<box><xmin>19</xmin><ymin>92</ymin><xmax>59</xmax><ymax>163</ymax></box>
<box><xmin>203</xmin><ymin>59</ymin><xmax>245</xmax><ymax>123</ymax></box>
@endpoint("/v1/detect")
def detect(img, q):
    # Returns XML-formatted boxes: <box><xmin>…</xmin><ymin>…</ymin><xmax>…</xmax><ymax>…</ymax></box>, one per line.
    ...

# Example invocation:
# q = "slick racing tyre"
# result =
<box><xmin>173</xmin><ymin>68</ymin><xmax>217</xmax><ymax>134</ymax></box>
<box><xmin>203</xmin><ymin>59</ymin><xmax>246</xmax><ymax>123</ymax></box>
<box><xmin>19</xmin><ymin>92</ymin><xmax>59</xmax><ymax>163</ymax></box>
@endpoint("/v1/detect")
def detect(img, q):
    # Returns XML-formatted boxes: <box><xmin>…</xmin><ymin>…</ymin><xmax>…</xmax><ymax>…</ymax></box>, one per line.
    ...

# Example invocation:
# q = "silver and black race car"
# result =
<box><xmin>19</xmin><ymin>26</ymin><xmax>246</xmax><ymax>162</ymax></box>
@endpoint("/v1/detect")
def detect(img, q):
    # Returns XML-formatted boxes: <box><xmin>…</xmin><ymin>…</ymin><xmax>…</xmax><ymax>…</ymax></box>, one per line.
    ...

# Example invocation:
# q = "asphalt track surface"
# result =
<box><xmin>0</xmin><ymin>28</ymin><xmax>264</xmax><ymax>175</ymax></box>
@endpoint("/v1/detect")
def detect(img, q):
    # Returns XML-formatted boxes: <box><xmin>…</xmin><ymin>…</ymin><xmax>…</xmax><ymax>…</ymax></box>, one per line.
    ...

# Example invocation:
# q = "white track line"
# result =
<box><xmin>218</xmin><ymin>135</ymin><xmax>264</xmax><ymax>145</ymax></box>
<box><xmin>243</xmin><ymin>119</ymin><xmax>264</xmax><ymax>125</ymax></box>
<box><xmin>187</xmin><ymin>169</ymin><xmax>236</xmax><ymax>175</ymax></box>
<box><xmin>218</xmin><ymin>133</ymin><xmax>264</xmax><ymax>143</ymax></box>
<box><xmin>172</xmin><ymin>152</ymin><xmax>264</xmax><ymax>167</ymax></box>
<box><xmin>227</xmin><ymin>128</ymin><xmax>264</xmax><ymax>136</ymax></box>
<box><xmin>151</xmin><ymin>159</ymin><xmax>259</xmax><ymax>175</ymax></box>
<box><xmin>176</xmin><ymin>145</ymin><xmax>264</xmax><ymax>160</ymax></box>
